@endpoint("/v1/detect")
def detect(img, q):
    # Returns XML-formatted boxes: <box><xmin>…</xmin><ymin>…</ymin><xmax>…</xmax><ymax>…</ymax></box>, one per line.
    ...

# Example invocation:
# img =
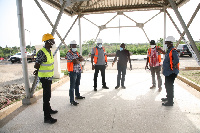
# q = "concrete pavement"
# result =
<box><xmin>1</xmin><ymin>69</ymin><xmax>200</xmax><ymax>133</ymax></box>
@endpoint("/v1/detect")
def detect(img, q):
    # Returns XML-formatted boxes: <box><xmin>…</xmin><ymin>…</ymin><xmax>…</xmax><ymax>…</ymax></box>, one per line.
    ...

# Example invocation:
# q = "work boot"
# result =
<box><xmin>121</xmin><ymin>86</ymin><xmax>126</xmax><ymax>89</ymax></box>
<box><xmin>150</xmin><ymin>85</ymin><xmax>156</xmax><ymax>89</ymax></box>
<box><xmin>44</xmin><ymin>117</ymin><xmax>57</xmax><ymax>124</ymax></box>
<box><xmin>70</xmin><ymin>101</ymin><xmax>79</xmax><ymax>106</ymax></box>
<box><xmin>102</xmin><ymin>86</ymin><xmax>109</xmax><ymax>89</ymax></box>
<box><xmin>75</xmin><ymin>96</ymin><xmax>85</xmax><ymax>99</ymax></box>
<box><xmin>162</xmin><ymin>101</ymin><xmax>174</xmax><ymax>106</ymax></box>
<box><xmin>94</xmin><ymin>87</ymin><xmax>97</xmax><ymax>91</ymax></box>
<box><xmin>50</xmin><ymin>110</ymin><xmax>58</xmax><ymax>114</ymax></box>
<box><xmin>115</xmin><ymin>86</ymin><xmax>120</xmax><ymax>89</ymax></box>
<box><xmin>161</xmin><ymin>98</ymin><xmax>168</xmax><ymax>101</ymax></box>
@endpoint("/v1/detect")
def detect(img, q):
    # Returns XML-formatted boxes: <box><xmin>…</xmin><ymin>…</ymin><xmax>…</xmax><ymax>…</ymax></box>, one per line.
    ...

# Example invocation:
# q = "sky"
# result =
<box><xmin>0</xmin><ymin>0</ymin><xmax>200</xmax><ymax>48</ymax></box>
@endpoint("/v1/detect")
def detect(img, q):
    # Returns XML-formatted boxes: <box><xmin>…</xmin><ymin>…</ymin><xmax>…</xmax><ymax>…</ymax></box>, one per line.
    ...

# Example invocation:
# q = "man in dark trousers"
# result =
<box><xmin>112</xmin><ymin>43</ymin><xmax>132</xmax><ymax>89</ymax></box>
<box><xmin>33</xmin><ymin>33</ymin><xmax>57</xmax><ymax>124</ymax></box>
<box><xmin>145</xmin><ymin>40</ymin><xmax>162</xmax><ymax>92</ymax></box>
<box><xmin>157</xmin><ymin>36</ymin><xmax>179</xmax><ymax>106</ymax></box>
<box><xmin>66</xmin><ymin>40</ymin><xmax>85</xmax><ymax>106</ymax></box>
<box><xmin>91</xmin><ymin>38</ymin><xmax>109</xmax><ymax>91</ymax></box>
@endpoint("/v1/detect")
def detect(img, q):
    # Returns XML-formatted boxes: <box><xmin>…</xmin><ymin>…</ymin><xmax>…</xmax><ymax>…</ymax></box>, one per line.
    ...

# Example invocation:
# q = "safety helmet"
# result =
<box><xmin>42</xmin><ymin>33</ymin><xmax>55</xmax><ymax>42</ymax></box>
<box><xmin>70</xmin><ymin>40</ymin><xmax>77</xmax><ymax>44</ymax></box>
<box><xmin>97</xmin><ymin>38</ymin><xmax>103</xmax><ymax>43</ymax></box>
<box><xmin>165</xmin><ymin>36</ymin><xmax>175</xmax><ymax>42</ymax></box>
<box><xmin>150</xmin><ymin>40</ymin><xmax>155</xmax><ymax>45</ymax></box>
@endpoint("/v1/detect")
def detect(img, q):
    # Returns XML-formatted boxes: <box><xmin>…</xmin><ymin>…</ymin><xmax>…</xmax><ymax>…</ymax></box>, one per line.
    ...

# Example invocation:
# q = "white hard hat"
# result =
<box><xmin>70</xmin><ymin>40</ymin><xmax>76</xmax><ymax>44</ymax></box>
<box><xmin>97</xmin><ymin>38</ymin><xmax>103</xmax><ymax>43</ymax></box>
<box><xmin>165</xmin><ymin>36</ymin><xmax>175</xmax><ymax>42</ymax></box>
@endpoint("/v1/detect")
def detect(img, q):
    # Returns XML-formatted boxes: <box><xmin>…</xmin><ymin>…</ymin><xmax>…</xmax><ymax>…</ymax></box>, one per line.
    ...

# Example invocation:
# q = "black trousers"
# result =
<box><xmin>94</xmin><ymin>65</ymin><xmax>106</xmax><ymax>88</ymax></box>
<box><xmin>117</xmin><ymin>64</ymin><xmax>126</xmax><ymax>87</ymax></box>
<box><xmin>40</xmin><ymin>78</ymin><xmax>52</xmax><ymax>119</ymax></box>
<box><xmin>165</xmin><ymin>73</ymin><xmax>177</xmax><ymax>103</ymax></box>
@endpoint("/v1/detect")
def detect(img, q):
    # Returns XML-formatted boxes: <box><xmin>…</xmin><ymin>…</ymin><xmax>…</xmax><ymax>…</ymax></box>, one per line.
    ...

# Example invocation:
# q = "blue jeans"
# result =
<box><xmin>69</xmin><ymin>72</ymin><xmax>81</xmax><ymax>102</ymax></box>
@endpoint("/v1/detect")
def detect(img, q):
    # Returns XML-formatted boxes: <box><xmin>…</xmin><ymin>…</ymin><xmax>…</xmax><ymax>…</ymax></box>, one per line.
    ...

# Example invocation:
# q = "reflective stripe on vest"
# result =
<box><xmin>38</xmin><ymin>48</ymin><xmax>54</xmax><ymax>77</ymax></box>
<box><xmin>148</xmin><ymin>46</ymin><xmax>161</xmax><ymax>63</ymax></box>
<box><xmin>67</xmin><ymin>50</ymin><xmax>82</xmax><ymax>72</ymax></box>
<box><xmin>169</xmin><ymin>48</ymin><xmax>180</xmax><ymax>70</ymax></box>
<box><xmin>93</xmin><ymin>47</ymin><xmax>107</xmax><ymax>64</ymax></box>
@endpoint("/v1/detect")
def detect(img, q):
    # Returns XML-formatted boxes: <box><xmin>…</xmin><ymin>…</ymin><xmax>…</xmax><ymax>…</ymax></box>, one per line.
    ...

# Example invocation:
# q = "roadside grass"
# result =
<box><xmin>179</xmin><ymin>70</ymin><xmax>200</xmax><ymax>85</ymax></box>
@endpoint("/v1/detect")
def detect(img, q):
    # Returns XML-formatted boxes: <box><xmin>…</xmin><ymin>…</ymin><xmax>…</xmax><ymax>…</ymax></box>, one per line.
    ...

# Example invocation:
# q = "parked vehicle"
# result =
<box><xmin>9</xmin><ymin>52</ymin><xmax>33</xmax><ymax>63</ymax></box>
<box><xmin>177</xmin><ymin>44</ymin><xmax>192</xmax><ymax>57</ymax></box>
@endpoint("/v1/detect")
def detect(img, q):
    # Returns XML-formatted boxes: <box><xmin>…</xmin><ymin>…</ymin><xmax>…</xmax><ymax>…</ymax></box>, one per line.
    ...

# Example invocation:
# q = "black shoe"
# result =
<box><xmin>102</xmin><ymin>86</ymin><xmax>109</xmax><ymax>89</ymax></box>
<box><xmin>94</xmin><ymin>87</ymin><xmax>97</xmax><ymax>91</ymax></box>
<box><xmin>115</xmin><ymin>86</ymin><xmax>120</xmax><ymax>89</ymax></box>
<box><xmin>44</xmin><ymin>117</ymin><xmax>57</xmax><ymax>124</ymax></box>
<box><xmin>162</xmin><ymin>101</ymin><xmax>174</xmax><ymax>106</ymax></box>
<box><xmin>161</xmin><ymin>98</ymin><xmax>168</xmax><ymax>101</ymax></box>
<box><xmin>50</xmin><ymin>110</ymin><xmax>58</xmax><ymax>114</ymax></box>
<box><xmin>121</xmin><ymin>86</ymin><xmax>126</xmax><ymax>89</ymax></box>
<box><xmin>75</xmin><ymin>96</ymin><xmax>85</xmax><ymax>99</ymax></box>
<box><xmin>70</xmin><ymin>101</ymin><xmax>79</xmax><ymax>106</ymax></box>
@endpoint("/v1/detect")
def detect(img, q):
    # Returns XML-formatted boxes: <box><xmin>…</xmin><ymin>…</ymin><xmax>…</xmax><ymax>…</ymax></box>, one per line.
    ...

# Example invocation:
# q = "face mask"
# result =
<box><xmin>120</xmin><ymin>47</ymin><xmax>123</xmax><ymax>51</ymax></box>
<box><xmin>98</xmin><ymin>44</ymin><xmax>102</xmax><ymax>48</ymax></box>
<box><xmin>71</xmin><ymin>48</ymin><xmax>77</xmax><ymax>52</ymax></box>
<box><xmin>151</xmin><ymin>45</ymin><xmax>156</xmax><ymax>48</ymax></box>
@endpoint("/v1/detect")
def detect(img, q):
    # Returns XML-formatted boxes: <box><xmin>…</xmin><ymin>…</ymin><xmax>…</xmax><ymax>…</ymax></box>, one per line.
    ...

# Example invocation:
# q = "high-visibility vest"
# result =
<box><xmin>38</xmin><ymin>48</ymin><xmax>54</xmax><ymax>77</ymax></box>
<box><xmin>148</xmin><ymin>46</ymin><xmax>161</xmax><ymax>63</ymax></box>
<box><xmin>93</xmin><ymin>47</ymin><xmax>107</xmax><ymax>64</ymax></box>
<box><xmin>169</xmin><ymin>48</ymin><xmax>180</xmax><ymax>70</ymax></box>
<box><xmin>67</xmin><ymin>50</ymin><xmax>82</xmax><ymax>72</ymax></box>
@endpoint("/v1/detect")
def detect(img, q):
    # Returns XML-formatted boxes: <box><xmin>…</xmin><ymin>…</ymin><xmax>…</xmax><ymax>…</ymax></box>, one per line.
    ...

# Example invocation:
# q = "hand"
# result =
<box><xmin>112</xmin><ymin>62</ymin><xmax>115</xmax><ymax>67</ymax></box>
<box><xmin>145</xmin><ymin>65</ymin><xmax>148</xmax><ymax>70</ymax></box>
<box><xmin>92</xmin><ymin>65</ymin><xmax>95</xmax><ymax>70</ymax></box>
<box><xmin>33</xmin><ymin>70</ymin><xmax>38</xmax><ymax>75</ymax></box>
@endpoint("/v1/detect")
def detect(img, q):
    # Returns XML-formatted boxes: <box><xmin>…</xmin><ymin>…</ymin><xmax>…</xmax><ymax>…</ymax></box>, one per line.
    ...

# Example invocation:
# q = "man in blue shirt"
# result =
<box><xmin>157</xmin><ymin>36</ymin><xmax>179</xmax><ymax>106</ymax></box>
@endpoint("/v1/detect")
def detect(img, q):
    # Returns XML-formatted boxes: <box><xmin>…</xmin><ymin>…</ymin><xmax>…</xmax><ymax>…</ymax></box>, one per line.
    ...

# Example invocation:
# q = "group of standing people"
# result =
<box><xmin>33</xmin><ymin>33</ymin><xmax>179</xmax><ymax>124</ymax></box>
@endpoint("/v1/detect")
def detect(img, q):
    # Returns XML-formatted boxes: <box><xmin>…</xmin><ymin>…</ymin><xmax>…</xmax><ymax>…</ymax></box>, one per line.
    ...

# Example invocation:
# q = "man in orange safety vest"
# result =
<box><xmin>145</xmin><ymin>40</ymin><xmax>162</xmax><ymax>92</ymax></box>
<box><xmin>66</xmin><ymin>40</ymin><xmax>85</xmax><ymax>106</ymax></box>
<box><xmin>91</xmin><ymin>38</ymin><xmax>109</xmax><ymax>91</ymax></box>
<box><xmin>157</xmin><ymin>36</ymin><xmax>179</xmax><ymax>106</ymax></box>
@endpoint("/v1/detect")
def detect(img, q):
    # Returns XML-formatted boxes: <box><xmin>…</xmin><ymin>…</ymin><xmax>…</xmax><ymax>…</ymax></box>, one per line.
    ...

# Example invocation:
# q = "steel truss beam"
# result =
<box><xmin>83</xmin><ymin>10</ymin><xmax>163</xmax><ymax>44</ymax></box>
<box><xmin>168</xmin><ymin>0</ymin><xmax>200</xmax><ymax>66</ymax></box>
<box><xmin>176</xmin><ymin>3</ymin><xmax>200</xmax><ymax>46</ymax></box>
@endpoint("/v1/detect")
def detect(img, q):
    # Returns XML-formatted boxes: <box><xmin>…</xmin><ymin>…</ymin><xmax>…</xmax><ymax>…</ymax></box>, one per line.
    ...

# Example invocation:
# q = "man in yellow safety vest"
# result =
<box><xmin>33</xmin><ymin>33</ymin><xmax>57</xmax><ymax>124</ymax></box>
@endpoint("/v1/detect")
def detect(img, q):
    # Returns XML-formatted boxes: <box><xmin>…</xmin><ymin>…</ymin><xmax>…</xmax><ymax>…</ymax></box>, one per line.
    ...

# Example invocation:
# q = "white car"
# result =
<box><xmin>10</xmin><ymin>52</ymin><xmax>33</xmax><ymax>63</ymax></box>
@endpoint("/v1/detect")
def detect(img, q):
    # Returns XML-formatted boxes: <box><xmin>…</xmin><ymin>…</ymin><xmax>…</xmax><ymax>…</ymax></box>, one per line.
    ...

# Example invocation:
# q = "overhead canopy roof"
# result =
<box><xmin>41</xmin><ymin>0</ymin><xmax>190</xmax><ymax>16</ymax></box>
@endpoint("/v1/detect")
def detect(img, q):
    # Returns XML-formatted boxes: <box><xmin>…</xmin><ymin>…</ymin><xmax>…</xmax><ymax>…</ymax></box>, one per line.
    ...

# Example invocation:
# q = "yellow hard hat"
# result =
<box><xmin>42</xmin><ymin>33</ymin><xmax>55</xmax><ymax>42</ymax></box>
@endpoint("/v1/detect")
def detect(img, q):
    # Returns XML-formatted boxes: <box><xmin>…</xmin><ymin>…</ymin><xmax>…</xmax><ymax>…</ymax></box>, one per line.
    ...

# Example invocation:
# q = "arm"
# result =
<box><xmin>66</xmin><ymin>52</ymin><xmax>80</xmax><ymax>64</ymax></box>
<box><xmin>145</xmin><ymin>56</ymin><xmax>149</xmax><ymax>70</ymax></box>
<box><xmin>128</xmin><ymin>51</ymin><xmax>132</xmax><ymax>70</ymax></box>
<box><xmin>78</xmin><ymin>55</ymin><xmax>84</xmax><ymax>62</ymax></box>
<box><xmin>33</xmin><ymin>50</ymin><xmax>44</xmax><ymax>75</ymax></box>
<box><xmin>112</xmin><ymin>54</ymin><xmax>117</xmax><ymax>67</ymax></box>
<box><xmin>91</xmin><ymin>48</ymin><xmax>95</xmax><ymax>70</ymax></box>
<box><xmin>172</xmin><ymin>50</ymin><xmax>179</xmax><ymax>69</ymax></box>
<box><xmin>156</xmin><ymin>47</ymin><xmax>166</xmax><ymax>54</ymax></box>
